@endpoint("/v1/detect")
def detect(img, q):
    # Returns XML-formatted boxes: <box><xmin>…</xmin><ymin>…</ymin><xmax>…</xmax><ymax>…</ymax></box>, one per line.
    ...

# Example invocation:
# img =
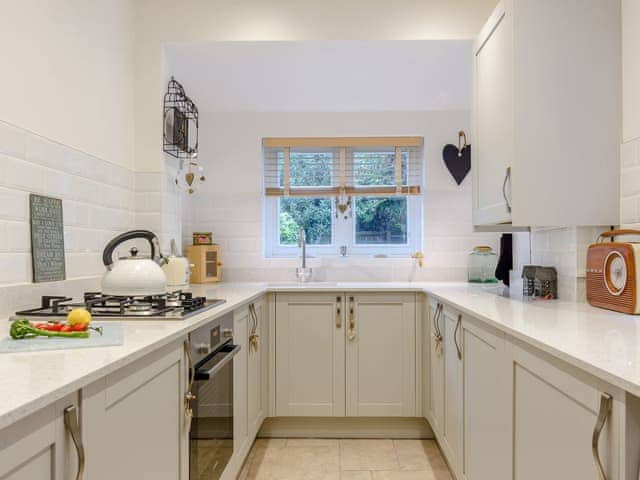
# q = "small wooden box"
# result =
<box><xmin>187</xmin><ymin>244</ymin><xmax>222</xmax><ymax>283</ymax></box>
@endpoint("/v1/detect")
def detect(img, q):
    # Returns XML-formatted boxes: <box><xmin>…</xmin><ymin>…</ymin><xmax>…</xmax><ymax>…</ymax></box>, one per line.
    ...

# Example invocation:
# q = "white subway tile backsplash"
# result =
<box><xmin>7</xmin><ymin>222</ymin><xmax>30</xmax><ymax>252</ymax></box>
<box><xmin>0</xmin><ymin>121</ymin><xmax>26</xmax><ymax>160</ymax></box>
<box><xmin>621</xmin><ymin>166</ymin><xmax>640</xmax><ymax>198</ymax></box>
<box><xmin>0</xmin><ymin>121</ymin><xmax>138</xmax><ymax>298</ymax></box>
<box><xmin>621</xmin><ymin>141</ymin><xmax>638</xmax><ymax>168</ymax></box>
<box><xmin>0</xmin><ymin>187</ymin><xmax>28</xmax><ymax>221</ymax></box>
<box><xmin>621</xmin><ymin>138</ymin><xmax>640</xmax><ymax>226</ymax></box>
<box><xmin>3</xmin><ymin>157</ymin><xmax>46</xmax><ymax>193</ymax></box>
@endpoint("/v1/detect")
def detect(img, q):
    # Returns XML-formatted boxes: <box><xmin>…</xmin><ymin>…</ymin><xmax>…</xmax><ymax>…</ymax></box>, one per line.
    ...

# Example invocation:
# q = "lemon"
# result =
<box><xmin>67</xmin><ymin>308</ymin><xmax>92</xmax><ymax>326</ymax></box>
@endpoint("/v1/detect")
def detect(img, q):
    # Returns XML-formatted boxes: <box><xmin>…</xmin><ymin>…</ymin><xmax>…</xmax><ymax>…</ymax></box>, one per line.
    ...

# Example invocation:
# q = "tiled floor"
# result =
<box><xmin>238</xmin><ymin>438</ymin><xmax>453</xmax><ymax>480</ymax></box>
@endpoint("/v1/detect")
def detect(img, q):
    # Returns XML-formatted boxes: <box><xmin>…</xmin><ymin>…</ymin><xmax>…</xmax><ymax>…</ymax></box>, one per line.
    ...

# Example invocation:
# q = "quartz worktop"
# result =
<box><xmin>2</xmin><ymin>281</ymin><xmax>640</xmax><ymax>431</ymax></box>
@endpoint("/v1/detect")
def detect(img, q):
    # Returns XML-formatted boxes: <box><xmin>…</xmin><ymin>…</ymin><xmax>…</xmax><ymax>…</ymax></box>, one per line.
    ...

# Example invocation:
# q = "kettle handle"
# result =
<box><xmin>103</xmin><ymin>230</ymin><xmax>160</xmax><ymax>269</ymax></box>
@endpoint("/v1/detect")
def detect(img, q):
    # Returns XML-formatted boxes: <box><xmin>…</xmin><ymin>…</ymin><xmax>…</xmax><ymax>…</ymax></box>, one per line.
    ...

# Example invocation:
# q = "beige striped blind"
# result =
<box><xmin>263</xmin><ymin>137</ymin><xmax>423</xmax><ymax>197</ymax></box>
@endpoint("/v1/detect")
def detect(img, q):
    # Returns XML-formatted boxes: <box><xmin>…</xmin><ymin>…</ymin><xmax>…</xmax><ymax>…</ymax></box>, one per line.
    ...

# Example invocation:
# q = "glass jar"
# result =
<box><xmin>468</xmin><ymin>246</ymin><xmax>498</xmax><ymax>283</ymax></box>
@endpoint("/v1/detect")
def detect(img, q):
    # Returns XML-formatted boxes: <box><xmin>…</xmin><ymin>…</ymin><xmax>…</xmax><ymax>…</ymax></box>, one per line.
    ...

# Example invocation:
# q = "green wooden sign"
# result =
<box><xmin>30</xmin><ymin>194</ymin><xmax>66</xmax><ymax>283</ymax></box>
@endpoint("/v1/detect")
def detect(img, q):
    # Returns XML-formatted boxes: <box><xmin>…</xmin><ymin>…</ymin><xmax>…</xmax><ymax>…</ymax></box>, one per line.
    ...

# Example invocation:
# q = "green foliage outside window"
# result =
<box><xmin>278</xmin><ymin>151</ymin><xmax>409</xmax><ymax>247</ymax></box>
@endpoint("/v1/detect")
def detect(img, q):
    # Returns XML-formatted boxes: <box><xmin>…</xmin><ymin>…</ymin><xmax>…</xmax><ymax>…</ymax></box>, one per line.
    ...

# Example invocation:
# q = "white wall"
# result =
<box><xmin>133</xmin><ymin>0</ymin><xmax>498</xmax><ymax>172</ymax></box>
<box><xmin>0</xmin><ymin>0</ymin><xmax>135</xmax><ymax>169</ymax></box>
<box><xmin>183</xmin><ymin>110</ymin><xmax>499</xmax><ymax>282</ymax></box>
<box><xmin>0</xmin><ymin>1</ymin><xmax>137</xmax><ymax>317</ymax></box>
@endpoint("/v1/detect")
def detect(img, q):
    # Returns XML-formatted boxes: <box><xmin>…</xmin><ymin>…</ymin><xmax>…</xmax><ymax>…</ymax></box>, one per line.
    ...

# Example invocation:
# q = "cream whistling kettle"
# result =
<box><xmin>101</xmin><ymin>230</ymin><xmax>168</xmax><ymax>296</ymax></box>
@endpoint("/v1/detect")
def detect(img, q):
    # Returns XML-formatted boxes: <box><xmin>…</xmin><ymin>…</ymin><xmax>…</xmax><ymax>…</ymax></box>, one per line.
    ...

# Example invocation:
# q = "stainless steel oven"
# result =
<box><xmin>186</xmin><ymin>313</ymin><xmax>239</xmax><ymax>480</ymax></box>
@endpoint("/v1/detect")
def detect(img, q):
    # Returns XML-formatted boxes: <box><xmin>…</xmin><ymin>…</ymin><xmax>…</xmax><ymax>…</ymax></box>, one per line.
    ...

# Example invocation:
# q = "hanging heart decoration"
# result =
<box><xmin>443</xmin><ymin>130</ymin><xmax>471</xmax><ymax>186</ymax></box>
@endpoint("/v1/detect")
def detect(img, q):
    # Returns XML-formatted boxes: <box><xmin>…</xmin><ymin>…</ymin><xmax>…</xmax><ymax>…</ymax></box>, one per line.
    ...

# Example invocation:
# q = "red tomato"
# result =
<box><xmin>60</xmin><ymin>325</ymin><xmax>72</xmax><ymax>332</ymax></box>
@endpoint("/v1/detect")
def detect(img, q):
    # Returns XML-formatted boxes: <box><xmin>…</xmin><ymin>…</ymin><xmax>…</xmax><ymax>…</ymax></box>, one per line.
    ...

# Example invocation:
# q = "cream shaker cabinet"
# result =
<box><xmin>81</xmin><ymin>340</ymin><xmax>185</xmax><ymax>480</ymax></box>
<box><xmin>247</xmin><ymin>297</ymin><xmax>268</xmax><ymax>440</ymax></box>
<box><xmin>427</xmin><ymin>296</ymin><xmax>638</xmax><ymax>480</ymax></box>
<box><xmin>441</xmin><ymin>306</ymin><xmax>464</xmax><ymax>477</ymax></box>
<box><xmin>462</xmin><ymin>317</ymin><xmax>510</xmax><ymax>480</ymax></box>
<box><xmin>345</xmin><ymin>293</ymin><xmax>416</xmax><ymax>417</ymax></box>
<box><xmin>473</xmin><ymin>0</ymin><xmax>621</xmax><ymax>227</ymax></box>
<box><xmin>623</xmin><ymin>0</ymin><xmax>640</xmax><ymax>142</ymax></box>
<box><xmin>510</xmin><ymin>341</ymin><xmax>623</xmax><ymax>480</ymax></box>
<box><xmin>233</xmin><ymin>306</ymin><xmax>250</xmax><ymax>458</ymax></box>
<box><xmin>275</xmin><ymin>292</ymin><xmax>416</xmax><ymax>418</ymax></box>
<box><xmin>0</xmin><ymin>392</ymin><xmax>80</xmax><ymax>480</ymax></box>
<box><xmin>426</xmin><ymin>298</ymin><xmax>445</xmax><ymax>435</ymax></box>
<box><xmin>275</xmin><ymin>293</ymin><xmax>346</xmax><ymax>417</ymax></box>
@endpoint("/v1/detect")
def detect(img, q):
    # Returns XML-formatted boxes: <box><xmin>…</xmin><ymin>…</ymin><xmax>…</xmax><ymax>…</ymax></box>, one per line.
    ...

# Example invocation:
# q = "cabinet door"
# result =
<box><xmin>275</xmin><ymin>293</ymin><xmax>345</xmax><ymax>416</ymax></box>
<box><xmin>623</xmin><ymin>0</ymin><xmax>640</xmax><ymax>142</ymax></box>
<box><xmin>82</xmin><ymin>341</ymin><xmax>183</xmax><ymax>480</ymax></box>
<box><xmin>346</xmin><ymin>293</ymin><xmax>416</xmax><ymax>417</ymax></box>
<box><xmin>463</xmin><ymin>318</ymin><xmax>511</xmax><ymax>480</ymax></box>
<box><xmin>510</xmin><ymin>342</ymin><xmax>621</xmax><ymax>480</ymax></box>
<box><xmin>442</xmin><ymin>307</ymin><xmax>463</xmax><ymax>474</ymax></box>
<box><xmin>0</xmin><ymin>393</ymin><xmax>79</xmax><ymax>480</ymax></box>
<box><xmin>247</xmin><ymin>296</ymin><xmax>267</xmax><ymax>439</ymax></box>
<box><xmin>234</xmin><ymin>306</ymin><xmax>249</xmax><ymax>454</ymax></box>
<box><xmin>426</xmin><ymin>298</ymin><xmax>445</xmax><ymax>436</ymax></box>
<box><xmin>473</xmin><ymin>0</ymin><xmax>513</xmax><ymax>225</ymax></box>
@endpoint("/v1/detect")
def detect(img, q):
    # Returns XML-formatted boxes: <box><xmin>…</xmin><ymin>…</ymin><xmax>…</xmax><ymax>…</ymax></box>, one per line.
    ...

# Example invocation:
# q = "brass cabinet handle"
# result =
<box><xmin>336</xmin><ymin>296</ymin><xmax>342</xmax><ymax>328</ymax></box>
<box><xmin>249</xmin><ymin>303</ymin><xmax>259</xmax><ymax>352</ymax></box>
<box><xmin>432</xmin><ymin>303</ymin><xmax>443</xmax><ymax>356</ymax></box>
<box><xmin>502</xmin><ymin>166</ymin><xmax>512</xmax><ymax>213</ymax></box>
<box><xmin>433</xmin><ymin>303</ymin><xmax>443</xmax><ymax>341</ymax></box>
<box><xmin>184</xmin><ymin>340</ymin><xmax>195</xmax><ymax>426</ymax></box>
<box><xmin>348</xmin><ymin>296</ymin><xmax>356</xmax><ymax>341</ymax></box>
<box><xmin>63</xmin><ymin>405</ymin><xmax>85</xmax><ymax>480</ymax></box>
<box><xmin>454</xmin><ymin>313</ymin><xmax>462</xmax><ymax>360</ymax></box>
<box><xmin>592</xmin><ymin>393</ymin><xmax>613</xmax><ymax>480</ymax></box>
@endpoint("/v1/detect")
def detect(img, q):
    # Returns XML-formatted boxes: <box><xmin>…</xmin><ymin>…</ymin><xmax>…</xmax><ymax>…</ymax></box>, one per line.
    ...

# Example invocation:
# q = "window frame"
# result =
<box><xmin>265</xmin><ymin>194</ymin><xmax>422</xmax><ymax>258</ymax></box>
<box><xmin>263</xmin><ymin>140</ymin><xmax>423</xmax><ymax>258</ymax></box>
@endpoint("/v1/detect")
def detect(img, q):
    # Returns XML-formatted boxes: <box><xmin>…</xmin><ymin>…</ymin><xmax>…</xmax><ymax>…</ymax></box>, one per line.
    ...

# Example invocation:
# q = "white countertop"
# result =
<box><xmin>2</xmin><ymin>281</ymin><xmax>640</xmax><ymax>430</ymax></box>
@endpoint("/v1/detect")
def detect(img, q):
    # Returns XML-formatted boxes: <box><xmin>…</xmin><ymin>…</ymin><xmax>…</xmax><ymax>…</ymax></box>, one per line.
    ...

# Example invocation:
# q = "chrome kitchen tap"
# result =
<box><xmin>295</xmin><ymin>227</ymin><xmax>312</xmax><ymax>282</ymax></box>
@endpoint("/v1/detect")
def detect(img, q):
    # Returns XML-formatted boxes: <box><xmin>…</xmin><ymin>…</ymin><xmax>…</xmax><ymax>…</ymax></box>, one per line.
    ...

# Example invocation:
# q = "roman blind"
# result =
<box><xmin>263</xmin><ymin>137</ymin><xmax>423</xmax><ymax>197</ymax></box>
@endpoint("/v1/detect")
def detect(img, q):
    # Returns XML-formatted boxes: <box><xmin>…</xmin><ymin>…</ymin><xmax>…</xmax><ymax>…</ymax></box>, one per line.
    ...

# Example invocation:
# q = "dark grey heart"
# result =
<box><xmin>443</xmin><ymin>144</ymin><xmax>471</xmax><ymax>185</ymax></box>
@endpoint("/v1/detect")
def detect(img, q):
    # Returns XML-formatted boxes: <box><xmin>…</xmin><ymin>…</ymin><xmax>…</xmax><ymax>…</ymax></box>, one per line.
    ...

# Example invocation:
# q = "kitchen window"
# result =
<box><xmin>263</xmin><ymin>137</ymin><xmax>423</xmax><ymax>257</ymax></box>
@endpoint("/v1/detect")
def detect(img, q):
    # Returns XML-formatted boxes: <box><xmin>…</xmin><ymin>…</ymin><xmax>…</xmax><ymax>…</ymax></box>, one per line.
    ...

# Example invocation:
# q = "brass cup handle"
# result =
<box><xmin>592</xmin><ymin>393</ymin><xmax>613</xmax><ymax>480</ymax></box>
<box><xmin>64</xmin><ymin>405</ymin><xmax>85</xmax><ymax>480</ymax></box>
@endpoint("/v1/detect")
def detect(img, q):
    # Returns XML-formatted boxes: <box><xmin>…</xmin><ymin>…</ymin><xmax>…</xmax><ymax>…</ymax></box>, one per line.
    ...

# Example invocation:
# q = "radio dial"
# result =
<box><xmin>604</xmin><ymin>251</ymin><xmax>627</xmax><ymax>296</ymax></box>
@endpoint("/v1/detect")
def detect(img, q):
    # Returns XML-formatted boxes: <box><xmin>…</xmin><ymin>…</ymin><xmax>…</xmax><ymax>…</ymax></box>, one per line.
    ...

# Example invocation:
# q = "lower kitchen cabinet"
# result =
<box><xmin>233</xmin><ymin>304</ymin><xmax>250</xmax><ymax>456</ymax></box>
<box><xmin>81</xmin><ymin>340</ymin><xmax>185</xmax><ymax>480</ymax></box>
<box><xmin>462</xmin><ymin>317</ymin><xmax>510</xmax><ymax>480</ymax></box>
<box><xmin>510</xmin><ymin>341</ymin><xmax>622</xmax><ymax>480</ymax></box>
<box><xmin>275</xmin><ymin>292</ymin><xmax>417</xmax><ymax>418</ymax></box>
<box><xmin>427</xmin><ymin>295</ymin><xmax>638</xmax><ymax>480</ymax></box>
<box><xmin>247</xmin><ymin>296</ymin><xmax>268</xmax><ymax>440</ymax></box>
<box><xmin>442</xmin><ymin>306</ymin><xmax>464</xmax><ymax>475</ymax></box>
<box><xmin>426</xmin><ymin>297</ymin><xmax>445</xmax><ymax>434</ymax></box>
<box><xmin>275</xmin><ymin>293</ymin><xmax>346</xmax><ymax>417</ymax></box>
<box><xmin>0</xmin><ymin>392</ymin><xmax>80</xmax><ymax>480</ymax></box>
<box><xmin>346</xmin><ymin>293</ymin><xmax>416</xmax><ymax>416</ymax></box>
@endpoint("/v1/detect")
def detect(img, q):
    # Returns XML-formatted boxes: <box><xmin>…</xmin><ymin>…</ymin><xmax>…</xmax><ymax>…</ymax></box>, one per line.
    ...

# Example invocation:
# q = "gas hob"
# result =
<box><xmin>12</xmin><ymin>291</ymin><xmax>226</xmax><ymax>321</ymax></box>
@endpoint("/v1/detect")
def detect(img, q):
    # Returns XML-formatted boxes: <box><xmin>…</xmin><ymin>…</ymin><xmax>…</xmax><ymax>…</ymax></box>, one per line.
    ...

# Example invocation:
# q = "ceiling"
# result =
<box><xmin>165</xmin><ymin>40</ymin><xmax>472</xmax><ymax>112</ymax></box>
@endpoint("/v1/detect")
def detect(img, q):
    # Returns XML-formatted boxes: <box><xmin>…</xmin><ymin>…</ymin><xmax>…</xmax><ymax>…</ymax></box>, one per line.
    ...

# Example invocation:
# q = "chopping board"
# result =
<box><xmin>0</xmin><ymin>322</ymin><xmax>124</xmax><ymax>353</ymax></box>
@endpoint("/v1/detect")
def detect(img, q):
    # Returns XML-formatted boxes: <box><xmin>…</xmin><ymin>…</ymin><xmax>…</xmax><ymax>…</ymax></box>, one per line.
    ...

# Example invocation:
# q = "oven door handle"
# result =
<box><xmin>194</xmin><ymin>343</ymin><xmax>241</xmax><ymax>381</ymax></box>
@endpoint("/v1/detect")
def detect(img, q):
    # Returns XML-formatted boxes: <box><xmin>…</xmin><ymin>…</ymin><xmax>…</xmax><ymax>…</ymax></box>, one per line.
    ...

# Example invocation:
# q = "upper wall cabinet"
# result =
<box><xmin>473</xmin><ymin>0</ymin><xmax>621</xmax><ymax>227</ymax></box>
<box><xmin>623</xmin><ymin>0</ymin><xmax>640</xmax><ymax>142</ymax></box>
